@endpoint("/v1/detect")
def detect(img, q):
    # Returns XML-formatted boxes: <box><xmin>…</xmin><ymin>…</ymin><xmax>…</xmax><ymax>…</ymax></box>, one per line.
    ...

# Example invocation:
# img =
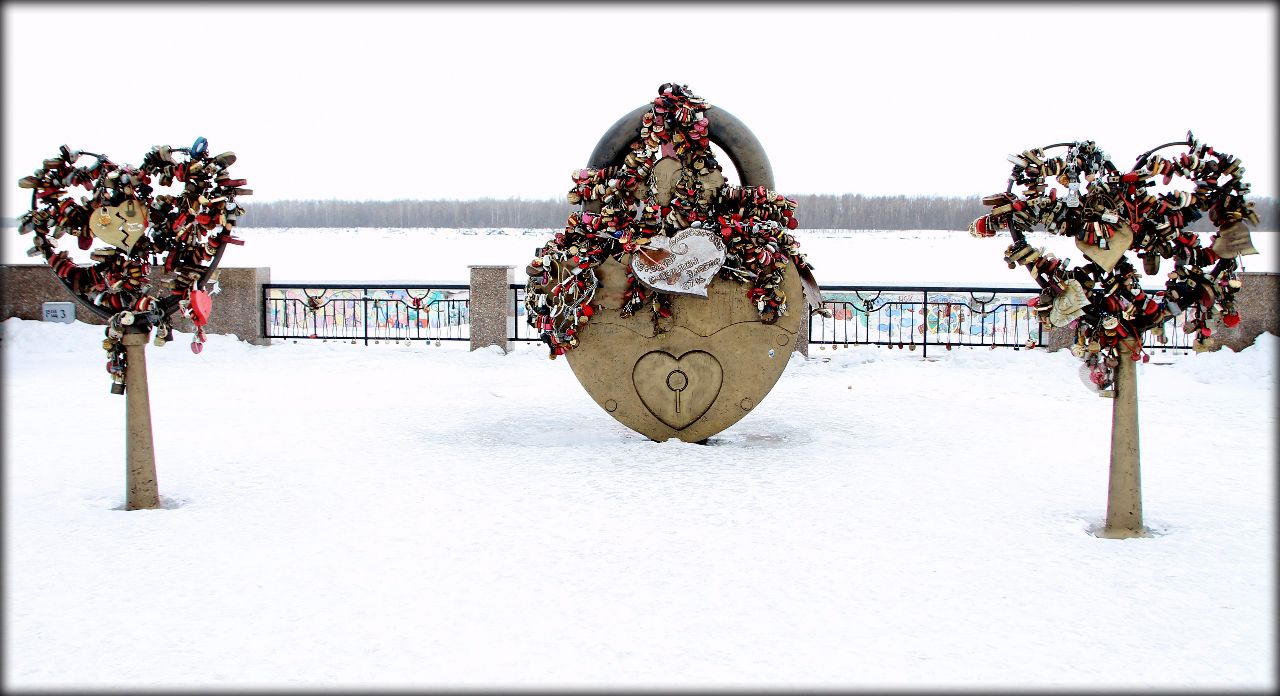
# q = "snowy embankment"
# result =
<box><xmin>2</xmin><ymin>316</ymin><xmax>1274</xmax><ymax>690</ymax></box>
<box><xmin>6</xmin><ymin>227</ymin><xmax>1277</xmax><ymax>286</ymax></box>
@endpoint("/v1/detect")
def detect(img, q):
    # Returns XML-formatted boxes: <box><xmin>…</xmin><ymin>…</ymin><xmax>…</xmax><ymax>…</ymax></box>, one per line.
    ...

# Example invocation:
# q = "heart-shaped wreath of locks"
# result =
<box><xmin>17</xmin><ymin>137</ymin><xmax>251</xmax><ymax>392</ymax></box>
<box><xmin>969</xmin><ymin>132</ymin><xmax>1258</xmax><ymax>394</ymax></box>
<box><xmin>524</xmin><ymin>83</ymin><xmax>817</xmax><ymax>358</ymax></box>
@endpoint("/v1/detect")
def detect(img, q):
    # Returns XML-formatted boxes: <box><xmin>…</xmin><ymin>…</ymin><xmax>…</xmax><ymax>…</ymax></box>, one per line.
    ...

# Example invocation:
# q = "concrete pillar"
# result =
<box><xmin>1099</xmin><ymin>339</ymin><xmax>1146</xmax><ymax>538</ymax></box>
<box><xmin>122</xmin><ymin>330</ymin><xmax>160</xmax><ymax>510</ymax></box>
<box><xmin>468</xmin><ymin>265</ymin><xmax>514</xmax><ymax>353</ymax></box>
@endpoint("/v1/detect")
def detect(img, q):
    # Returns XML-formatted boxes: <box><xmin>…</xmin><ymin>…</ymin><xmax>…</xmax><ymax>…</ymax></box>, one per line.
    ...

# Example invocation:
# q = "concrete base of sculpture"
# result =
<box><xmin>563</xmin><ymin>256</ymin><xmax>802</xmax><ymax>443</ymax></box>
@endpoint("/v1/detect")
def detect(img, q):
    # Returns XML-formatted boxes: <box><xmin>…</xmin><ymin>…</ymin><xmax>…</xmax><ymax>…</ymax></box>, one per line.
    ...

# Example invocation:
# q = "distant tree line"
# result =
<box><xmin>237</xmin><ymin>194</ymin><xmax>1277</xmax><ymax>232</ymax></box>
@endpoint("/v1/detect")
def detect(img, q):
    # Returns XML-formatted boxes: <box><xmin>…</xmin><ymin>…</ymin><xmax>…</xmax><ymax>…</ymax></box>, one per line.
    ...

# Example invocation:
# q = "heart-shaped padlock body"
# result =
<box><xmin>1074</xmin><ymin>225</ymin><xmax>1133</xmax><ymax>273</ymax></box>
<box><xmin>563</xmin><ymin>257</ymin><xmax>802</xmax><ymax>443</ymax></box>
<box><xmin>87</xmin><ymin>202</ymin><xmax>148</xmax><ymax>253</ymax></box>
<box><xmin>189</xmin><ymin>290</ymin><xmax>212</xmax><ymax>326</ymax></box>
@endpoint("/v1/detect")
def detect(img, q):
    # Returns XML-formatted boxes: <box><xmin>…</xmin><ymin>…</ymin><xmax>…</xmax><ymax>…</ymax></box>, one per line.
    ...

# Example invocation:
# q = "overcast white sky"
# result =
<box><xmin>3</xmin><ymin>2</ymin><xmax>1275</xmax><ymax>218</ymax></box>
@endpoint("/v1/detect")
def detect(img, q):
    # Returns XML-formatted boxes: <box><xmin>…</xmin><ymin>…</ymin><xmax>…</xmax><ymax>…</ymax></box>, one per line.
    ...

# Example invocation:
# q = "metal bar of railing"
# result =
<box><xmin>263</xmin><ymin>284</ymin><xmax>472</xmax><ymax>343</ymax></box>
<box><xmin>263</xmin><ymin>282</ymin><xmax>1198</xmax><ymax>353</ymax></box>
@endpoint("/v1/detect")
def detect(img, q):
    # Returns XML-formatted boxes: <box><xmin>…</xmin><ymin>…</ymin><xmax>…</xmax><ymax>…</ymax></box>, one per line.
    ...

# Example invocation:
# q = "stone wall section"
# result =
<box><xmin>1</xmin><ymin>265</ymin><xmax>271</xmax><ymax>345</ymax></box>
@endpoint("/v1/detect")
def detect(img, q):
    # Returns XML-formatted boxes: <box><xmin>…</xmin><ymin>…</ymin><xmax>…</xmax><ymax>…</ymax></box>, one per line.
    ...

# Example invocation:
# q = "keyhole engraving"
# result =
<box><xmin>632</xmin><ymin>350</ymin><xmax>723</xmax><ymax>431</ymax></box>
<box><xmin>666</xmin><ymin>369</ymin><xmax>688</xmax><ymax>413</ymax></box>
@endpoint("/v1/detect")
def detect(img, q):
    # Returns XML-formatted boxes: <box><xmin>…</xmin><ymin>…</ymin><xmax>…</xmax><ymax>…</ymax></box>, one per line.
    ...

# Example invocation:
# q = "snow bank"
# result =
<box><xmin>2</xmin><ymin>316</ymin><xmax>1274</xmax><ymax>690</ymax></box>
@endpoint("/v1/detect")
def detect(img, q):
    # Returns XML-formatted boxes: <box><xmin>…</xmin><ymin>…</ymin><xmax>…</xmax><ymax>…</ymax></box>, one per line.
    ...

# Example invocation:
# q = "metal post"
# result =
<box><xmin>362</xmin><ymin>289</ymin><xmax>369</xmax><ymax>346</ymax></box>
<box><xmin>1101</xmin><ymin>339</ymin><xmax>1146</xmax><ymax>538</ymax></box>
<box><xmin>512</xmin><ymin>285</ymin><xmax>521</xmax><ymax>342</ymax></box>
<box><xmin>121</xmin><ymin>329</ymin><xmax>160</xmax><ymax>510</ymax></box>
<box><xmin>922</xmin><ymin>290</ymin><xmax>929</xmax><ymax>358</ymax></box>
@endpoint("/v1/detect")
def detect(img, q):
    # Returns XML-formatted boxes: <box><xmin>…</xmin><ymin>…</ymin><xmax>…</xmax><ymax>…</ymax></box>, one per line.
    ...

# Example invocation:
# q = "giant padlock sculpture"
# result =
<box><xmin>524</xmin><ymin>84</ymin><xmax>821</xmax><ymax>442</ymax></box>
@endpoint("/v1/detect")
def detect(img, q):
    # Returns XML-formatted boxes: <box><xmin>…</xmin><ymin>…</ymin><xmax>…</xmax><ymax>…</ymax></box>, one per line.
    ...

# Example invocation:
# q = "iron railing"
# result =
<box><xmin>262</xmin><ymin>283</ymin><xmax>538</xmax><ymax>344</ymax></box>
<box><xmin>808</xmin><ymin>284</ymin><xmax>1195</xmax><ymax>357</ymax></box>
<box><xmin>263</xmin><ymin>282</ymin><xmax>1197</xmax><ymax>354</ymax></box>
<box><xmin>263</xmin><ymin>284</ymin><xmax>471</xmax><ymax>344</ymax></box>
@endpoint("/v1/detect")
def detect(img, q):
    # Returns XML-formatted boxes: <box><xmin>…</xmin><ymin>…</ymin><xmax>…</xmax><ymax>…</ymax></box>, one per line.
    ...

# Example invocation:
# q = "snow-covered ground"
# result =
<box><xmin>3</xmin><ymin>312</ymin><xmax>1275</xmax><ymax>690</ymax></box>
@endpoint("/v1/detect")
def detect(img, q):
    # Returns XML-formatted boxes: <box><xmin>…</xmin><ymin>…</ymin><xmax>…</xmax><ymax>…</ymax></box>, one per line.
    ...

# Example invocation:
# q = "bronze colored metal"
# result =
<box><xmin>87</xmin><ymin>203</ymin><xmax>147</xmax><ymax>253</ymax></box>
<box><xmin>563</xmin><ymin>257</ymin><xmax>802</xmax><ymax>442</ymax></box>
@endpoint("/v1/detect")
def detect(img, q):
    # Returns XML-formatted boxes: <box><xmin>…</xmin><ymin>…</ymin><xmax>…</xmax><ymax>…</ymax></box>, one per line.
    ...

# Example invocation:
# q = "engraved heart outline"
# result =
<box><xmin>632</xmin><ymin>350</ymin><xmax>723</xmax><ymax>430</ymax></box>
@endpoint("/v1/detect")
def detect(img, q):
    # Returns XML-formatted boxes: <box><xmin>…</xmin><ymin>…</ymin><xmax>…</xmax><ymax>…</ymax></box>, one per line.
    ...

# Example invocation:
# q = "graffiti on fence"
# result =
<box><xmin>265</xmin><ymin>288</ymin><xmax>472</xmax><ymax>333</ymax></box>
<box><xmin>822</xmin><ymin>291</ymin><xmax>1036</xmax><ymax>340</ymax></box>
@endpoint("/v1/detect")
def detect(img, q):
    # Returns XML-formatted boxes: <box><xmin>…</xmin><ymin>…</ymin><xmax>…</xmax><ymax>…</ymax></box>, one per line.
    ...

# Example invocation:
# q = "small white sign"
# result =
<box><xmin>42</xmin><ymin>301</ymin><xmax>75</xmax><ymax>323</ymax></box>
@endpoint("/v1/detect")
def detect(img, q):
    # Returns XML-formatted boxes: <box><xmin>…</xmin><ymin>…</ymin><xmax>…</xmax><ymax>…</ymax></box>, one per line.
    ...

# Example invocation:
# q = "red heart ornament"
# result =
<box><xmin>190</xmin><ymin>290</ymin><xmax>212</xmax><ymax>326</ymax></box>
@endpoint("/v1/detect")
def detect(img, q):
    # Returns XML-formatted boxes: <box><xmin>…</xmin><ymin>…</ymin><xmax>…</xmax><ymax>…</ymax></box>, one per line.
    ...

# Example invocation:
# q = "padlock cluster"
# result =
<box><xmin>17</xmin><ymin>137</ymin><xmax>251</xmax><ymax>393</ymax></box>
<box><xmin>525</xmin><ymin>83</ymin><xmax>815</xmax><ymax>358</ymax></box>
<box><xmin>969</xmin><ymin>133</ymin><xmax>1258</xmax><ymax>395</ymax></box>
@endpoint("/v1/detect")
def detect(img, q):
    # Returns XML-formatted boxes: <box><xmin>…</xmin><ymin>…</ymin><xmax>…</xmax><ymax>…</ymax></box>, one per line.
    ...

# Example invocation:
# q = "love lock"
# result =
<box><xmin>537</xmin><ymin>84</ymin><xmax>815</xmax><ymax>443</ymax></box>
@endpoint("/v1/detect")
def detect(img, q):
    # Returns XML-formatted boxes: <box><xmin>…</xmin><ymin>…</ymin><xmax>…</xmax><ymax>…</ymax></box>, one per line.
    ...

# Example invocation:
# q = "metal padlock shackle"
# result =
<box><xmin>586</xmin><ymin>103</ymin><xmax>776</xmax><ymax>190</ymax></box>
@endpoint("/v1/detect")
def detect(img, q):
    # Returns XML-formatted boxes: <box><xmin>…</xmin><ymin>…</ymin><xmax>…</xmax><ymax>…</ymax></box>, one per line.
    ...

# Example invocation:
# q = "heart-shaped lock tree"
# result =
<box><xmin>969</xmin><ymin>133</ymin><xmax>1259</xmax><ymax>538</ymax></box>
<box><xmin>524</xmin><ymin>83</ymin><xmax>823</xmax><ymax>442</ymax></box>
<box><xmin>16</xmin><ymin>137</ymin><xmax>251</xmax><ymax>509</ymax></box>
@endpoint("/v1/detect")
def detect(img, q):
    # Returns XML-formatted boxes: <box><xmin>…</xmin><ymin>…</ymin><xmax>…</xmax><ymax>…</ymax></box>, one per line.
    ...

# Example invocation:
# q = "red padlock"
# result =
<box><xmin>189</xmin><ymin>289</ymin><xmax>212</xmax><ymax>326</ymax></box>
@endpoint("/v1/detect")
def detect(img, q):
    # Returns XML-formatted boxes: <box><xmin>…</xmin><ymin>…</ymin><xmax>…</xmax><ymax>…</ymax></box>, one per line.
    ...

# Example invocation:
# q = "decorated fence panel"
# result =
<box><xmin>262</xmin><ymin>282</ymin><xmax>1197</xmax><ymax>353</ymax></box>
<box><xmin>809</xmin><ymin>284</ymin><xmax>1197</xmax><ymax>355</ymax></box>
<box><xmin>263</xmin><ymin>284</ymin><xmax>473</xmax><ymax>343</ymax></box>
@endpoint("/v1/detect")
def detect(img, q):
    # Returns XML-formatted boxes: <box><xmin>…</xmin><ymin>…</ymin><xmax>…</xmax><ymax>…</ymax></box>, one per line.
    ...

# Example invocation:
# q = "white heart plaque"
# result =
<box><xmin>631</xmin><ymin>228</ymin><xmax>727</xmax><ymax>298</ymax></box>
